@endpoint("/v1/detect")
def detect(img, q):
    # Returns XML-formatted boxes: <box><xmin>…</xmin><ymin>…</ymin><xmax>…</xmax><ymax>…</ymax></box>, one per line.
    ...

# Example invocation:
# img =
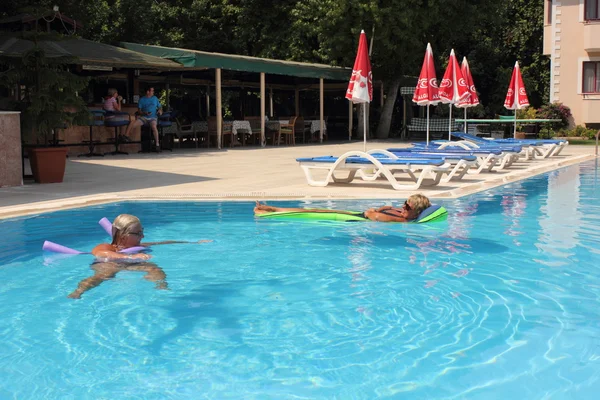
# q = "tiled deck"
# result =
<box><xmin>0</xmin><ymin>141</ymin><xmax>595</xmax><ymax>219</ymax></box>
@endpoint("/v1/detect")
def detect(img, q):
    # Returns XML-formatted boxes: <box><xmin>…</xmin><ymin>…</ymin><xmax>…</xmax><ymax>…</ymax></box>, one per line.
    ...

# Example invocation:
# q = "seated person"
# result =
<box><xmin>103</xmin><ymin>88</ymin><xmax>130</xmax><ymax>142</ymax></box>
<box><xmin>254</xmin><ymin>194</ymin><xmax>432</xmax><ymax>223</ymax></box>
<box><xmin>124</xmin><ymin>86</ymin><xmax>163</xmax><ymax>152</ymax></box>
<box><xmin>67</xmin><ymin>214</ymin><xmax>211</xmax><ymax>299</ymax></box>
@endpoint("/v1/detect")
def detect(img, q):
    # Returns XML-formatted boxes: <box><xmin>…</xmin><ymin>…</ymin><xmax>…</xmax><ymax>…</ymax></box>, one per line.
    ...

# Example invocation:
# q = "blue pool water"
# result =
<box><xmin>1</xmin><ymin>160</ymin><xmax>600</xmax><ymax>399</ymax></box>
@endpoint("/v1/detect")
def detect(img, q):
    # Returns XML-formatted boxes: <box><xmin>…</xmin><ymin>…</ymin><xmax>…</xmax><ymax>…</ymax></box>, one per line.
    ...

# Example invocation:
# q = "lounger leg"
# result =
<box><xmin>331</xmin><ymin>170</ymin><xmax>357</xmax><ymax>183</ymax></box>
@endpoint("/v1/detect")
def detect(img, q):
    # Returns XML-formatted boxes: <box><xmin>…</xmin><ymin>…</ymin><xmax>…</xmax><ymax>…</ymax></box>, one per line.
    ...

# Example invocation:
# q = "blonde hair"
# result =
<box><xmin>107</xmin><ymin>88</ymin><xmax>118</xmax><ymax>97</ymax></box>
<box><xmin>111</xmin><ymin>214</ymin><xmax>141</xmax><ymax>245</ymax></box>
<box><xmin>407</xmin><ymin>194</ymin><xmax>431</xmax><ymax>215</ymax></box>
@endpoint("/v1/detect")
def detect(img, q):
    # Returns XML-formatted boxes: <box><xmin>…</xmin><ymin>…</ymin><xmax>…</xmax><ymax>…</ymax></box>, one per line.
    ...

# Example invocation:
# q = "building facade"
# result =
<box><xmin>544</xmin><ymin>0</ymin><xmax>600</xmax><ymax>128</ymax></box>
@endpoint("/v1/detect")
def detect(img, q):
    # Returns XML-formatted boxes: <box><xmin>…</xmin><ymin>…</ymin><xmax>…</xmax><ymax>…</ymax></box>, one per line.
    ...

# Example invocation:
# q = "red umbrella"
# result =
<box><xmin>413</xmin><ymin>43</ymin><xmax>440</xmax><ymax>145</ymax></box>
<box><xmin>439</xmin><ymin>49</ymin><xmax>470</xmax><ymax>140</ymax></box>
<box><xmin>346</xmin><ymin>29</ymin><xmax>373</xmax><ymax>151</ymax></box>
<box><xmin>504</xmin><ymin>61</ymin><xmax>530</xmax><ymax>138</ymax></box>
<box><xmin>456</xmin><ymin>56</ymin><xmax>480</xmax><ymax>133</ymax></box>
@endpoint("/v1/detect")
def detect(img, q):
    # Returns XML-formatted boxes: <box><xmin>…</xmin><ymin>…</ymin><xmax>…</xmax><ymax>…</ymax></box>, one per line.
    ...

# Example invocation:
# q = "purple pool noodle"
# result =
<box><xmin>99</xmin><ymin>217</ymin><xmax>113</xmax><ymax>237</ymax></box>
<box><xmin>42</xmin><ymin>241</ymin><xmax>86</xmax><ymax>255</ymax></box>
<box><xmin>119</xmin><ymin>246</ymin><xmax>148</xmax><ymax>254</ymax></box>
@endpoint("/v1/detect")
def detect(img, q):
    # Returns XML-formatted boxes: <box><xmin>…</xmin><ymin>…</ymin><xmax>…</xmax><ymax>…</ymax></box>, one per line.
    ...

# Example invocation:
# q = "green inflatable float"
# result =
<box><xmin>256</xmin><ymin>205</ymin><xmax>447</xmax><ymax>223</ymax></box>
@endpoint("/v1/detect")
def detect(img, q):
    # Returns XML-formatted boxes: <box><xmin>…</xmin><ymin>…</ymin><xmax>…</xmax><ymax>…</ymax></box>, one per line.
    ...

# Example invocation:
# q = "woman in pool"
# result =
<box><xmin>254</xmin><ymin>194</ymin><xmax>432</xmax><ymax>223</ymax></box>
<box><xmin>68</xmin><ymin>214</ymin><xmax>210</xmax><ymax>299</ymax></box>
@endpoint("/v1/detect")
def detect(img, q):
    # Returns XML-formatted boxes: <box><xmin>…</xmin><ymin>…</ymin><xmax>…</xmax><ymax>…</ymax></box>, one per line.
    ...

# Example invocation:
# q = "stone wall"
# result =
<box><xmin>0</xmin><ymin>111</ymin><xmax>22</xmax><ymax>187</ymax></box>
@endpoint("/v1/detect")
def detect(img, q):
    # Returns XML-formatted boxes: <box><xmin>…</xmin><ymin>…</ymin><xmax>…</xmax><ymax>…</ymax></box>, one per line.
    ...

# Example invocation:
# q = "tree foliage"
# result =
<box><xmin>2</xmin><ymin>0</ymin><xmax>550</xmax><ymax>135</ymax></box>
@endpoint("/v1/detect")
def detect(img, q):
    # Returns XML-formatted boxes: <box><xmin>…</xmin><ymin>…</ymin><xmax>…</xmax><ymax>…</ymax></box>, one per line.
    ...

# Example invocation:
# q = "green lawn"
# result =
<box><xmin>566</xmin><ymin>139</ymin><xmax>598</xmax><ymax>145</ymax></box>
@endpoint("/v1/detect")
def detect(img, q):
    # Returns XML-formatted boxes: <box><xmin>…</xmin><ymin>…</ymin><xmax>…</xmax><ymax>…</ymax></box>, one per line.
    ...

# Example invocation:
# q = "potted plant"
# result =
<box><xmin>0</xmin><ymin>33</ymin><xmax>89</xmax><ymax>183</ymax></box>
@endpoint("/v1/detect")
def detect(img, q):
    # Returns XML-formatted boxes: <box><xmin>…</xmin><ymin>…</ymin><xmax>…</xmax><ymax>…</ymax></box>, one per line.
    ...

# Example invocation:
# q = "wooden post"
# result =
<box><xmin>206</xmin><ymin>85</ymin><xmax>210</xmax><ymax>117</ymax></box>
<box><xmin>198</xmin><ymin>88</ymin><xmax>202</xmax><ymax>119</ymax></box>
<box><xmin>269</xmin><ymin>87</ymin><xmax>273</xmax><ymax>117</ymax></box>
<box><xmin>380</xmin><ymin>82</ymin><xmax>384</xmax><ymax>106</ymax></box>
<box><xmin>295</xmin><ymin>87</ymin><xmax>299</xmax><ymax>116</ymax></box>
<box><xmin>260</xmin><ymin>73</ymin><xmax>266</xmax><ymax>147</ymax></box>
<box><xmin>216</xmin><ymin>68</ymin><xmax>222</xmax><ymax>149</ymax></box>
<box><xmin>165</xmin><ymin>83</ymin><xmax>170</xmax><ymax>109</ymax></box>
<box><xmin>349</xmin><ymin>101</ymin><xmax>353</xmax><ymax>141</ymax></box>
<box><xmin>319</xmin><ymin>78</ymin><xmax>324</xmax><ymax>143</ymax></box>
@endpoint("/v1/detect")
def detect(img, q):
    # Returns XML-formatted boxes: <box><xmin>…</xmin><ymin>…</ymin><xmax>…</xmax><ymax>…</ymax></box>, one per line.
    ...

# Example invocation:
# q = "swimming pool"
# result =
<box><xmin>1</xmin><ymin>160</ymin><xmax>599</xmax><ymax>399</ymax></box>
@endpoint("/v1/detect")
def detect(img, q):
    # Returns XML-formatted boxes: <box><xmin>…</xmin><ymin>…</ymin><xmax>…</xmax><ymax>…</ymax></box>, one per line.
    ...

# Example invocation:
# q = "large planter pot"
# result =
<box><xmin>515</xmin><ymin>132</ymin><xmax>526</xmax><ymax>140</ymax></box>
<box><xmin>28</xmin><ymin>147</ymin><xmax>68</xmax><ymax>183</ymax></box>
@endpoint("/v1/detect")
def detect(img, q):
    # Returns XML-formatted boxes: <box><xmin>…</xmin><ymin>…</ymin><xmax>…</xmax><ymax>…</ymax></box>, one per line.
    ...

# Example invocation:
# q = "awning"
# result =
<box><xmin>0</xmin><ymin>35</ymin><xmax>185</xmax><ymax>70</ymax></box>
<box><xmin>121</xmin><ymin>42</ymin><xmax>351</xmax><ymax>80</ymax></box>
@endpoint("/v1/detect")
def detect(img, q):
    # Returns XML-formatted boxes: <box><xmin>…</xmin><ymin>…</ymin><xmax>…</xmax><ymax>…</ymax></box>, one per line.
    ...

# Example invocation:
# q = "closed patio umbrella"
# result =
<box><xmin>438</xmin><ymin>49</ymin><xmax>470</xmax><ymax>140</ymax></box>
<box><xmin>413</xmin><ymin>43</ymin><xmax>440</xmax><ymax>145</ymax></box>
<box><xmin>504</xmin><ymin>61</ymin><xmax>530</xmax><ymax>138</ymax></box>
<box><xmin>346</xmin><ymin>30</ymin><xmax>373</xmax><ymax>152</ymax></box>
<box><xmin>456</xmin><ymin>56</ymin><xmax>480</xmax><ymax>134</ymax></box>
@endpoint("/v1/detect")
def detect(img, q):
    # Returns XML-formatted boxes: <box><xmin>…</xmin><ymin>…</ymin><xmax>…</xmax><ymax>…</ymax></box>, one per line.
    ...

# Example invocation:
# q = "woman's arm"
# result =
<box><xmin>143</xmin><ymin>240</ymin><xmax>212</xmax><ymax>246</ymax></box>
<box><xmin>114</xmin><ymin>97</ymin><xmax>122</xmax><ymax>111</ymax></box>
<box><xmin>363</xmin><ymin>210</ymin><xmax>408</xmax><ymax>223</ymax></box>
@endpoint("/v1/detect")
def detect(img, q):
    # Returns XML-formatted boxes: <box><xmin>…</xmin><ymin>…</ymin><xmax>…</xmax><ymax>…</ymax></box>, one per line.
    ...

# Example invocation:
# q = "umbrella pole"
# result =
<box><xmin>464</xmin><ymin>108</ymin><xmax>468</xmax><ymax>133</ymax></box>
<box><xmin>426</xmin><ymin>105</ymin><xmax>430</xmax><ymax>146</ymax></box>
<box><xmin>448</xmin><ymin>104</ymin><xmax>453</xmax><ymax>141</ymax></box>
<box><xmin>514</xmin><ymin>109</ymin><xmax>517</xmax><ymax>138</ymax></box>
<box><xmin>363</xmin><ymin>103</ymin><xmax>367</xmax><ymax>152</ymax></box>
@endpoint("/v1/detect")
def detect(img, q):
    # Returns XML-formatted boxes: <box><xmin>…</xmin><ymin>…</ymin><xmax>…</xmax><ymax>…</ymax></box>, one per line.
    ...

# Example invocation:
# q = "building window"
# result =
<box><xmin>585</xmin><ymin>0</ymin><xmax>600</xmax><ymax>20</ymax></box>
<box><xmin>583</xmin><ymin>62</ymin><xmax>600</xmax><ymax>93</ymax></box>
<box><xmin>547</xmin><ymin>0</ymin><xmax>552</xmax><ymax>24</ymax></box>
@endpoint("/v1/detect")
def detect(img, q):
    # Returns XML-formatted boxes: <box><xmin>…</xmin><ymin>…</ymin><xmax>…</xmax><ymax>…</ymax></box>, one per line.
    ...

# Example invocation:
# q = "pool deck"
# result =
<box><xmin>0</xmin><ymin>141</ymin><xmax>596</xmax><ymax>219</ymax></box>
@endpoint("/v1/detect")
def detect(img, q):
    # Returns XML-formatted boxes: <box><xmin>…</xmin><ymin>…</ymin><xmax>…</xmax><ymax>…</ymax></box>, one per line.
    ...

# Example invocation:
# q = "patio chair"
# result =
<box><xmin>164</xmin><ymin>116</ymin><xmax>202</xmax><ymax>148</ymax></box>
<box><xmin>296</xmin><ymin>150</ymin><xmax>450</xmax><ymax>191</ymax></box>
<box><xmin>208</xmin><ymin>117</ymin><xmax>234</xmax><ymax>147</ymax></box>
<box><xmin>278</xmin><ymin>116</ymin><xmax>300</xmax><ymax>145</ymax></box>
<box><xmin>244</xmin><ymin>116</ymin><xmax>266</xmax><ymax>145</ymax></box>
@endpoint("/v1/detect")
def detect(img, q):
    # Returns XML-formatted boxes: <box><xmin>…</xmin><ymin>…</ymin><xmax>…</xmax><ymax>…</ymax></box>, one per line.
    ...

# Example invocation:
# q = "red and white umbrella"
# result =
<box><xmin>504</xmin><ymin>61</ymin><xmax>530</xmax><ymax>138</ymax></box>
<box><xmin>456</xmin><ymin>56</ymin><xmax>480</xmax><ymax>133</ymax></box>
<box><xmin>413</xmin><ymin>43</ymin><xmax>440</xmax><ymax>145</ymax></box>
<box><xmin>346</xmin><ymin>29</ymin><xmax>373</xmax><ymax>151</ymax></box>
<box><xmin>439</xmin><ymin>49</ymin><xmax>470</xmax><ymax>140</ymax></box>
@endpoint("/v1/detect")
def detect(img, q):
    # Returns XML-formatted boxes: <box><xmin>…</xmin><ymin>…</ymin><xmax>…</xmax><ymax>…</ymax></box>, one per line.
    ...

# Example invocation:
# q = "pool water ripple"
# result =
<box><xmin>1</xmin><ymin>160</ymin><xmax>600</xmax><ymax>398</ymax></box>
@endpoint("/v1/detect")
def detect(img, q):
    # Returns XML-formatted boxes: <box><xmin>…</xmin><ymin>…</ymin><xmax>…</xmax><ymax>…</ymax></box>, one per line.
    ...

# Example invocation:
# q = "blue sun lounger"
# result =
<box><xmin>450</xmin><ymin>131</ymin><xmax>565</xmax><ymax>158</ymax></box>
<box><xmin>409</xmin><ymin>141</ymin><xmax>522</xmax><ymax>169</ymax></box>
<box><xmin>388</xmin><ymin>147</ymin><xmax>502</xmax><ymax>173</ymax></box>
<box><xmin>296</xmin><ymin>151</ymin><xmax>450</xmax><ymax>191</ymax></box>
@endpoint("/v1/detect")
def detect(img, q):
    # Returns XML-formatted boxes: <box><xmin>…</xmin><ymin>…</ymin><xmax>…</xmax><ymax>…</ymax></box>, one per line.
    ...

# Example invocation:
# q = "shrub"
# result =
<box><xmin>537</xmin><ymin>102</ymin><xmax>571</xmax><ymax>129</ymax></box>
<box><xmin>557</xmin><ymin>125</ymin><xmax>598</xmax><ymax>139</ymax></box>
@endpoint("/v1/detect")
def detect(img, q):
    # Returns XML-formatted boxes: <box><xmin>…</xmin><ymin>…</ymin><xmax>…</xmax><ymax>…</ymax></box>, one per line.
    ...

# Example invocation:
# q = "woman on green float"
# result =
<box><xmin>254</xmin><ymin>194</ymin><xmax>432</xmax><ymax>223</ymax></box>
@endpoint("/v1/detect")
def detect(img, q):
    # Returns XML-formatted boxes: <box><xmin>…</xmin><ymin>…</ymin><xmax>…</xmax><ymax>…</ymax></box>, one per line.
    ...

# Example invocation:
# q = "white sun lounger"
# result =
<box><xmin>296</xmin><ymin>151</ymin><xmax>450</xmax><ymax>190</ymax></box>
<box><xmin>366</xmin><ymin>150</ymin><xmax>477</xmax><ymax>183</ymax></box>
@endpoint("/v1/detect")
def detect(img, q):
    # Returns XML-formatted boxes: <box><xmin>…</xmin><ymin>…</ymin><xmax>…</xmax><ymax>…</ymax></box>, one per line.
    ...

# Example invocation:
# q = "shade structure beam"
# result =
<box><xmin>216</xmin><ymin>68</ymin><xmax>222</xmax><ymax>149</ymax></box>
<box><xmin>320</xmin><ymin>78</ymin><xmax>324</xmax><ymax>143</ymax></box>
<box><xmin>260</xmin><ymin>72</ymin><xmax>266</xmax><ymax>147</ymax></box>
